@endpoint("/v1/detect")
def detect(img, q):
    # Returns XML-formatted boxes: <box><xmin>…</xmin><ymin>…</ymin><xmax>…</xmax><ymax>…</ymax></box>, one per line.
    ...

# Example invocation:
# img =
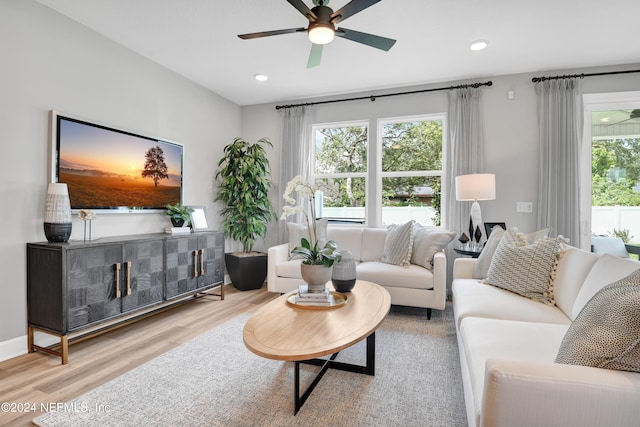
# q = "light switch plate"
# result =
<box><xmin>516</xmin><ymin>202</ymin><xmax>533</xmax><ymax>213</ymax></box>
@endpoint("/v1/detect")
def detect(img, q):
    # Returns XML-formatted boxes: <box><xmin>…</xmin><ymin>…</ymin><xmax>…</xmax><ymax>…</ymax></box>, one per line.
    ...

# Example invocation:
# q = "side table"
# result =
<box><xmin>453</xmin><ymin>248</ymin><xmax>482</xmax><ymax>258</ymax></box>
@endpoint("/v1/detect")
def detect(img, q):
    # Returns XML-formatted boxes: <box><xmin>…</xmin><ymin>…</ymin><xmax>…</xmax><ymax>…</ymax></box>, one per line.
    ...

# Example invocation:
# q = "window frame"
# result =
<box><xmin>582</xmin><ymin>91</ymin><xmax>640</xmax><ymax>251</ymax></box>
<box><xmin>376</xmin><ymin>113</ymin><xmax>446</xmax><ymax>227</ymax></box>
<box><xmin>312</xmin><ymin>120</ymin><xmax>369</xmax><ymax>224</ymax></box>
<box><xmin>311</xmin><ymin>113</ymin><xmax>447</xmax><ymax>228</ymax></box>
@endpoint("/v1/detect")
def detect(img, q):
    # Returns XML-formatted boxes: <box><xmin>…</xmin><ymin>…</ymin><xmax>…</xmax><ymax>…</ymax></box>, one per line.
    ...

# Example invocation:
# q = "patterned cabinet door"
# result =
<box><xmin>165</xmin><ymin>235</ymin><xmax>200</xmax><ymax>299</ymax></box>
<box><xmin>67</xmin><ymin>244</ymin><xmax>123</xmax><ymax>331</ymax></box>
<box><xmin>197</xmin><ymin>232</ymin><xmax>225</xmax><ymax>289</ymax></box>
<box><xmin>121</xmin><ymin>239</ymin><xmax>164</xmax><ymax>313</ymax></box>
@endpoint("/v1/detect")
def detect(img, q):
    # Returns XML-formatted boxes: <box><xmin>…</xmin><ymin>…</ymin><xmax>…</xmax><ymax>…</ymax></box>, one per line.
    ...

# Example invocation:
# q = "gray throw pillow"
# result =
<box><xmin>484</xmin><ymin>230</ymin><xmax>564</xmax><ymax>305</ymax></box>
<box><xmin>411</xmin><ymin>224</ymin><xmax>455</xmax><ymax>270</ymax></box>
<box><xmin>381</xmin><ymin>221</ymin><xmax>414</xmax><ymax>266</ymax></box>
<box><xmin>556</xmin><ymin>268</ymin><xmax>640</xmax><ymax>373</ymax></box>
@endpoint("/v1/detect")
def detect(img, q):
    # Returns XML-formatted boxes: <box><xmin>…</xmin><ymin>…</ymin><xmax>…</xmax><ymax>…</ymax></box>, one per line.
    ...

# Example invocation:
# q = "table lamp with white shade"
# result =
<box><xmin>455</xmin><ymin>173</ymin><xmax>496</xmax><ymax>246</ymax></box>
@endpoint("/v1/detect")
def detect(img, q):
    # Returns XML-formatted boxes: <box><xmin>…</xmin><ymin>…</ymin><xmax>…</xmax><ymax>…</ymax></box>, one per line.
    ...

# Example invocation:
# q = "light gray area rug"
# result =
<box><xmin>34</xmin><ymin>304</ymin><xmax>466</xmax><ymax>427</ymax></box>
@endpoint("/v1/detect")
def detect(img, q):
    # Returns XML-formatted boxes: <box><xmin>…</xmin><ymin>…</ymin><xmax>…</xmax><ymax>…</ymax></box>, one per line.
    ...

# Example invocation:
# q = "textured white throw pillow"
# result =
<box><xmin>484</xmin><ymin>229</ymin><xmax>564</xmax><ymax>305</ymax></box>
<box><xmin>381</xmin><ymin>221</ymin><xmax>414</xmax><ymax>266</ymax></box>
<box><xmin>473</xmin><ymin>227</ymin><xmax>551</xmax><ymax>279</ymax></box>
<box><xmin>556</xmin><ymin>268</ymin><xmax>640</xmax><ymax>373</ymax></box>
<box><xmin>411</xmin><ymin>224</ymin><xmax>455</xmax><ymax>270</ymax></box>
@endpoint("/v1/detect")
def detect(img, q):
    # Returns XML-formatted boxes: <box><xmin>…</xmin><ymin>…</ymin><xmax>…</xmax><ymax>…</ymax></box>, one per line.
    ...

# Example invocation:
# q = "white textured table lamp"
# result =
<box><xmin>455</xmin><ymin>173</ymin><xmax>496</xmax><ymax>245</ymax></box>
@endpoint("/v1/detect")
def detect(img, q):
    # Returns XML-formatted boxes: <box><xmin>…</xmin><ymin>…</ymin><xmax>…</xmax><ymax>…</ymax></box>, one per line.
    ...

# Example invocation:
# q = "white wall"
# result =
<box><xmin>0</xmin><ymin>0</ymin><xmax>241</xmax><ymax>359</ymax></box>
<box><xmin>243</xmin><ymin>66</ymin><xmax>640</xmax><ymax>251</ymax></box>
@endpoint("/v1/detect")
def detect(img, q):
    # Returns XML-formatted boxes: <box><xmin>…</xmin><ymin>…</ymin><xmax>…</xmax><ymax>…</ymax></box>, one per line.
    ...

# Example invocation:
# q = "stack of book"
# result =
<box><xmin>294</xmin><ymin>284</ymin><xmax>331</xmax><ymax>306</ymax></box>
<box><xmin>164</xmin><ymin>227</ymin><xmax>191</xmax><ymax>234</ymax></box>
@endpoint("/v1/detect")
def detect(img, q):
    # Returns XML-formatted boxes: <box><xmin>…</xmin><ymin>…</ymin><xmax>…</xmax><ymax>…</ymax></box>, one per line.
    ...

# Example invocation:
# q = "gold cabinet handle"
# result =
<box><xmin>125</xmin><ymin>261</ymin><xmax>132</xmax><ymax>296</ymax></box>
<box><xmin>115</xmin><ymin>263</ymin><xmax>121</xmax><ymax>298</ymax></box>
<box><xmin>193</xmin><ymin>250</ymin><xmax>199</xmax><ymax>278</ymax></box>
<box><xmin>199</xmin><ymin>249</ymin><xmax>205</xmax><ymax>276</ymax></box>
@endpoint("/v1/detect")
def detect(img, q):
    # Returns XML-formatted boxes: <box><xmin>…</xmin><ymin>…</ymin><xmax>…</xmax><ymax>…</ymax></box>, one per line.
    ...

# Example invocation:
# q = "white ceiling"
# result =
<box><xmin>34</xmin><ymin>0</ymin><xmax>640</xmax><ymax>106</ymax></box>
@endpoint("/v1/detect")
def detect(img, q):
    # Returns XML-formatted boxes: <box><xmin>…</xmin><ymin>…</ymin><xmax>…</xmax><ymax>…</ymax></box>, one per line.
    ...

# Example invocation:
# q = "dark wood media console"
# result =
<box><xmin>27</xmin><ymin>231</ymin><xmax>224</xmax><ymax>364</ymax></box>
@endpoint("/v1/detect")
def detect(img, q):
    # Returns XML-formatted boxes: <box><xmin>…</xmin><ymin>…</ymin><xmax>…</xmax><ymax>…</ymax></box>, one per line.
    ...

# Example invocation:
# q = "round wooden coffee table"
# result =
<box><xmin>243</xmin><ymin>280</ymin><xmax>391</xmax><ymax>414</ymax></box>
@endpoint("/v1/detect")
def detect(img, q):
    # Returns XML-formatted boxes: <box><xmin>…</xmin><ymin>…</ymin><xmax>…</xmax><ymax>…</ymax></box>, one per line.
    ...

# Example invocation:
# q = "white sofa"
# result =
<box><xmin>267</xmin><ymin>226</ymin><xmax>447</xmax><ymax>318</ymax></box>
<box><xmin>452</xmin><ymin>246</ymin><xmax>640</xmax><ymax>427</ymax></box>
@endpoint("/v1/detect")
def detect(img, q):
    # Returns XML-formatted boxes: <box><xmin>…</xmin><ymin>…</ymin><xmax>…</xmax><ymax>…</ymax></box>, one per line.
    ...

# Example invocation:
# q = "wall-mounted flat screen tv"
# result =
<box><xmin>50</xmin><ymin>111</ymin><xmax>184</xmax><ymax>212</ymax></box>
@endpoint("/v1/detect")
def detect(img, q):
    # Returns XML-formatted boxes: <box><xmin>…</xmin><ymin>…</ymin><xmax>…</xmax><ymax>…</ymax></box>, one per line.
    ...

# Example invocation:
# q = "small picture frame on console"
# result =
<box><xmin>189</xmin><ymin>206</ymin><xmax>211</xmax><ymax>232</ymax></box>
<box><xmin>484</xmin><ymin>222</ymin><xmax>506</xmax><ymax>238</ymax></box>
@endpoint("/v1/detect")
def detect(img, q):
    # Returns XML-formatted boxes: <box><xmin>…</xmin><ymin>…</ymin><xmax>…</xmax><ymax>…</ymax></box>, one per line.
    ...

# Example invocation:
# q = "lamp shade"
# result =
<box><xmin>44</xmin><ymin>182</ymin><xmax>72</xmax><ymax>242</ymax></box>
<box><xmin>455</xmin><ymin>174</ymin><xmax>496</xmax><ymax>201</ymax></box>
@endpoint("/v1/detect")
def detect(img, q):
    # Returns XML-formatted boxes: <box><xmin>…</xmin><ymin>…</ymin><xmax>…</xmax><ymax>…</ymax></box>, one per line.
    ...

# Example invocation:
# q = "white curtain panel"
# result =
<box><xmin>535</xmin><ymin>79</ymin><xmax>583</xmax><ymax>247</ymax></box>
<box><xmin>277</xmin><ymin>105</ymin><xmax>316</xmax><ymax>243</ymax></box>
<box><xmin>444</xmin><ymin>87</ymin><xmax>486</xmax><ymax>298</ymax></box>
<box><xmin>445</xmin><ymin>87</ymin><xmax>486</xmax><ymax>235</ymax></box>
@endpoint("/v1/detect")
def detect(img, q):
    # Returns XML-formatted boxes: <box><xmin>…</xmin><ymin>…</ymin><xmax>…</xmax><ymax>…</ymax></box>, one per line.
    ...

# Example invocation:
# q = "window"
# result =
<box><xmin>313</xmin><ymin>122</ymin><xmax>368</xmax><ymax>223</ymax></box>
<box><xmin>379</xmin><ymin>116</ymin><xmax>444</xmax><ymax>226</ymax></box>
<box><xmin>590</xmin><ymin>109</ymin><xmax>640</xmax><ymax>246</ymax></box>
<box><xmin>581</xmin><ymin>92</ymin><xmax>640</xmax><ymax>251</ymax></box>
<box><xmin>312</xmin><ymin>114</ymin><xmax>445</xmax><ymax>227</ymax></box>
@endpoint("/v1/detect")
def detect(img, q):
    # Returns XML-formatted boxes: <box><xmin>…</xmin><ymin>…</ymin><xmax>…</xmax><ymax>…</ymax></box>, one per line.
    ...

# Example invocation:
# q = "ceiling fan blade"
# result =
<box><xmin>331</xmin><ymin>0</ymin><xmax>382</xmax><ymax>24</ymax></box>
<box><xmin>287</xmin><ymin>0</ymin><xmax>318</xmax><ymax>22</ymax></box>
<box><xmin>238</xmin><ymin>27</ymin><xmax>306</xmax><ymax>40</ymax></box>
<box><xmin>336</xmin><ymin>27</ymin><xmax>396</xmax><ymax>51</ymax></box>
<box><xmin>606</xmin><ymin>118</ymin><xmax>633</xmax><ymax>127</ymax></box>
<box><xmin>307</xmin><ymin>43</ymin><xmax>323</xmax><ymax>68</ymax></box>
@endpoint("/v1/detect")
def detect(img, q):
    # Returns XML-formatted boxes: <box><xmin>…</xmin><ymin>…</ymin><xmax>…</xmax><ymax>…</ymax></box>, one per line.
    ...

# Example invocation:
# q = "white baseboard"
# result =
<box><xmin>0</xmin><ymin>335</ymin><xmax>27</xmax><ymax>362</ymax></box>
<box><xmin>0</xmin><ymin>332</ymin><xmax>63</xmax><ymax>363</ymax></box>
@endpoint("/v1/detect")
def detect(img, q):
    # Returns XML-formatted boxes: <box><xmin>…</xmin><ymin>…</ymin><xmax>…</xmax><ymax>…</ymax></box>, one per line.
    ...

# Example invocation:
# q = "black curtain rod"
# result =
<box><xmin>532</xmin><ymin>69</ymin><xmax>640</xmax><ymax>83</ymax></box>
<box><xmin>275</xmin><ymin>80</ymin><xmax>493</xmax><ymax>110</ymax></box>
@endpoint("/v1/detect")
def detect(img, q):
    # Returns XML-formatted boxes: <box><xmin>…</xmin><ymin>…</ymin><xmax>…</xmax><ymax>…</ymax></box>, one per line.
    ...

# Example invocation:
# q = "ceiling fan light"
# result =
<box><xmin>470</xmin><ymin>40</ymin><xmax>488</xmax><ymax>51</ymax></box>
<box><xmin>308</xmin><ymin>25</ymin><xmax>335</xmax><ymax>45</ymax></box>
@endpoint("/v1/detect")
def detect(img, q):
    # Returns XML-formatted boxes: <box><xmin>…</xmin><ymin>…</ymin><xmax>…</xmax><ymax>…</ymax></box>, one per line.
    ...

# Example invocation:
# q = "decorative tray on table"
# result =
<box><xmin>286</xmin><ymin>290</ymin><xmax>348</xmax><ymax>310</ymax></box>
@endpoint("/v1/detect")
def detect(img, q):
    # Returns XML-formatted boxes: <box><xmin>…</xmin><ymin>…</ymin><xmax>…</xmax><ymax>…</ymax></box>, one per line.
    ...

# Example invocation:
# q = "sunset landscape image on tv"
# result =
<box><xmin>56</xmin><ymin>117</ymin><xmax>183</xmax><ymax>210</ymax></box>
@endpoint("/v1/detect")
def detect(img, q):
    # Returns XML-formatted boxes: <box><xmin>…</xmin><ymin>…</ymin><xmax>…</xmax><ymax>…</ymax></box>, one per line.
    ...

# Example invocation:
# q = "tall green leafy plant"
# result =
<box><xmin>215</xmin><ymin>137</ymin><xmax>277</xmax><ymax>253</ymax></box>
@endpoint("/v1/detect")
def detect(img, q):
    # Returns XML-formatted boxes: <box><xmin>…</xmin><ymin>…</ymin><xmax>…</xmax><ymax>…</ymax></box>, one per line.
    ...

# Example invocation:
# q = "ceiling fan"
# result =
<box><xmin>604</xmin><ymin>109</ymin><xmax>640</xmax><ymax>127</ymax></box>
<box><xmin>237</xmin><ymin>0</ymin><xmax>396</xmax><ymax>68</ymax></box>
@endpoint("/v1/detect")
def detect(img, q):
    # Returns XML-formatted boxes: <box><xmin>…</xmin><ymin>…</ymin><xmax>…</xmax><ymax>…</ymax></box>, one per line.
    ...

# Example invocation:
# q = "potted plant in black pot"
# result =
<box><xmin>215</xmin><ymin>137</ymin><xmax>277</xmax><ymax>290</ymax></box>
<box><xmin>165</xmin><ymin>203</ymin><xmax>194</xmax><ymax>227</ymax></box>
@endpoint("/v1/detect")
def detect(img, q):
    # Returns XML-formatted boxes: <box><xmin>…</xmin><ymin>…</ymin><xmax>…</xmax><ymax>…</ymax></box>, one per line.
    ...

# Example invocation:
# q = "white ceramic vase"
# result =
<box><xmin>300</xmin><ymin>263</ymin><xmax>332</xmax><ymax>292</ymax></box>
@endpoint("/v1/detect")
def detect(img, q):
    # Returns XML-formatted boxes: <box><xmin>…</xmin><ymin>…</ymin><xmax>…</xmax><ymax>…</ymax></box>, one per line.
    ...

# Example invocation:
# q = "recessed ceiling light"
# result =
<box><xmin>254</xmin><ymin>73</ymin><xmax>268</xmax><ymax>82</ymax></box>
<box><xmin>600</xmin><ymin>117</ymin><xmax>610</xmax><ymax>123</ymax></box>
<box><xmin>470</xmin><ymin>40</ymin><xmax>488</xmax><ymax>51</ymax></box>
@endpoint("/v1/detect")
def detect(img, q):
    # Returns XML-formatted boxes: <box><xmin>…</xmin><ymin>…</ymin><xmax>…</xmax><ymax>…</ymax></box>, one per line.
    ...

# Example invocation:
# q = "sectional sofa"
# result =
<box><xmin>267</xmin><ymin>225</ymin><xmax>454</xmax><ymax>318</ymax></box>
<box><xmin>452</xmin><ymin>240</ymin><xmax>640</xmax><ymax>427</ymax></box>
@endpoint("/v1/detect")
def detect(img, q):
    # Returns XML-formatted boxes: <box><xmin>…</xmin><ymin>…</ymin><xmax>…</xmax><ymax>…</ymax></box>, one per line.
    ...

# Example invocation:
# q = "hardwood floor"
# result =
<box><xmin>0</xmin><ymin>284</ymin><xmax>279</xmax><ymax>427</ymax></box>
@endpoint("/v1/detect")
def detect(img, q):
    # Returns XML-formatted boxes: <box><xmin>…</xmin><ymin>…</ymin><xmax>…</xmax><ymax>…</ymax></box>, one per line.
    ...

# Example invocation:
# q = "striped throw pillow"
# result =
<box><xmin>485</xmin><ymin>229</ymin><xmax>564</xmax><ymax>305</ymax></box>
<box><xmin>381</xmin><ymin>221</ymin><xmax>414</xmax><ymax>266</ymax></box>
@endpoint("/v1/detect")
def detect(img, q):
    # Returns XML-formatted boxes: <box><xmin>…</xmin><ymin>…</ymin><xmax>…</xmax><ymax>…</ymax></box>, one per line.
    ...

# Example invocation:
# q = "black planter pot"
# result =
<box><xmin>171</xmin><ymin>218</ymin><xmax>185</xmax><ymax>227</ymax></box>
<box><xmin>225</xmin><ymin>252</ymin><xmax>268</xmax><ymax>291</ymax></box>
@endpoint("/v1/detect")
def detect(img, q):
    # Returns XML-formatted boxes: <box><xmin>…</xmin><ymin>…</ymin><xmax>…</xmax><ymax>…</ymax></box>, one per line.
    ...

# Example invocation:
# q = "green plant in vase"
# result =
<box><xmin>281</xmin><ymin>175</ymin><xmax>341</xmax><ymax>291</ymax></box>
<box><xmin>281</xmin><ymin>175</ymin><xmax>342</xmax><ymax>266</ymax></box>
<box><xmin>215</xmin><ymin>137</ymin><xmax>277</xmax><ymax>290</ymax></box>
<box><xmin>165</xmin><ymin>203</ymin><xmax>193</xmax><ymax>227</ymax></box>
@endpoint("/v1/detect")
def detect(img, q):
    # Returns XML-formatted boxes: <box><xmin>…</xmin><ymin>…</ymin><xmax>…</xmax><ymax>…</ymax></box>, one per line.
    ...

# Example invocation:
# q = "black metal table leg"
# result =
<box><xmin>293</xmin><ymin>332</ymin><xmax>376</xmax><ymax>415</ymax></box>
